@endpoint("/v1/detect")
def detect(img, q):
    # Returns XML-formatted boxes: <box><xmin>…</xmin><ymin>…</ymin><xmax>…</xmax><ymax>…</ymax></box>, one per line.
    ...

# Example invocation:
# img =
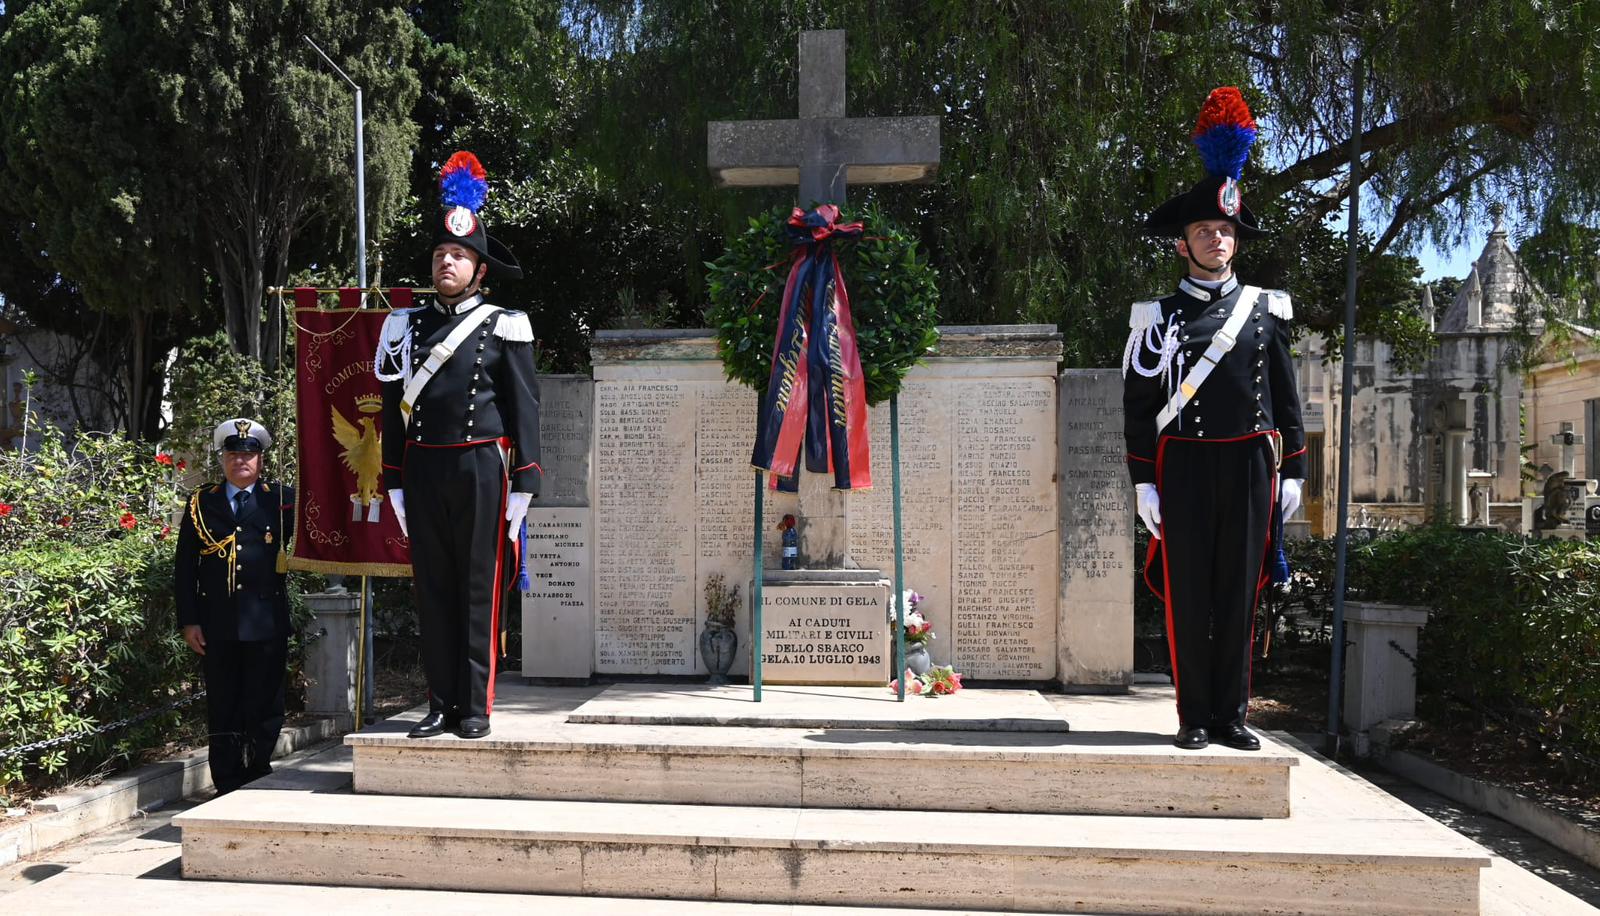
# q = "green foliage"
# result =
<box><xmin>0</xmin><ymin>0</ymin><xmax>421</xmax><ymax>369</ymax></box>
<box><xmin>0</xmin><ymin>425</ymin><xmax>195</xmax><ymax>800</ymax></box>
<box><xmin>165</xmin><ymin>332</ymin><xmax>298</xmax><ymax>482</ymax></box>
<box><xmin>1344</xmin><ymin>527</ymin><xmax>1600</xmax><ymax>772</ymax></box>
<box><xmin>706</xmin><ymin>204</ymin><xmax>939</xmax><ymax>405</ymax></box>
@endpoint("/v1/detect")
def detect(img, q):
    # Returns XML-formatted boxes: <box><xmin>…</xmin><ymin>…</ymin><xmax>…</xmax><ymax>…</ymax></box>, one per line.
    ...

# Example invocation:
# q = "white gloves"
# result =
<box><xmin>388</xmin><ymin>488</ymin><xmax>407</xmax><ymax>536</ymax></box>
<box><xmin>389</xmin><ymin>488</ymin><xmax>532</xmax><ymax>541</ymax></box>
<box><xmin>506</xmin><ymin>492</ymin><xmax>533</xmax><ymax>542</ymax></box>
<box><xmin>1280</xmin><ymin>478</ymin><xmax>1304</xmax><ymax>519</ymax></box>
<box><xmin>1135</xmin><ymin>483</ymin><xmax>1162</xmax><ymax>538</ymax></box>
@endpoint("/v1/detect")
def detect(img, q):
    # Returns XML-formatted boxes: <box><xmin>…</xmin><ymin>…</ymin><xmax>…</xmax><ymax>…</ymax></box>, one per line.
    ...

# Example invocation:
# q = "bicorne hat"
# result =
<box><xmin>432</xmin><ymin>151</ymin><xmax>524</xmax><ymax>280</ymax></box>
<box><xmin>1144</xmin><ymin>87</ymin><xmax>1268</xmax><ymax>240</ymax></box>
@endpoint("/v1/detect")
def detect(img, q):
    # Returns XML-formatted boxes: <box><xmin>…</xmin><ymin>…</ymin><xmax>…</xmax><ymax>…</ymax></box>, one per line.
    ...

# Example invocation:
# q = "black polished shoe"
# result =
<box><xmin>457</xmin><ymin>715</ymin><xmax>491</xmax><ymax>739</ymax></box>
<box><xmin>1174</xmin><ymin>726</ymin><xmax>1210</xmax><ymax>750</ymax></box>
<box><xmin>408</xmin><ymin>710</ymin><xmax>450</xmax><ymax>738</ymax></box>
<box><xmin>1217</xmin><ymin>723</ymin><xmax>1261</xmax><ymax>751</ymax></box>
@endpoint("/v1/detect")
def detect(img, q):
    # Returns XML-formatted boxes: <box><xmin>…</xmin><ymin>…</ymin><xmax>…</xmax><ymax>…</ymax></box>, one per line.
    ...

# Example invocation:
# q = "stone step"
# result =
<box><xmin>347</xmin><ymin>721</ymin><xmax>1298</xmax><ymax>818</ymax></box>
<box><xmin>174</xmin><ymin>790</ymin><xmax>1489</xmax><ymax>915</ymax></box>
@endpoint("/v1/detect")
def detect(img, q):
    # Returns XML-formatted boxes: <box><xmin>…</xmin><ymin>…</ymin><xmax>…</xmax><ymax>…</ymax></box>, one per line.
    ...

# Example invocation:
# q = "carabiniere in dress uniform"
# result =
<box><xmin>377</xmin><ymin>151</ymin><xmax>541</xmax><ymax>741</ymax></box>
<box><xmin>1122</xmin><ymin>87</ymin><xmax>1306</xmax><ymax>752</ymax></box>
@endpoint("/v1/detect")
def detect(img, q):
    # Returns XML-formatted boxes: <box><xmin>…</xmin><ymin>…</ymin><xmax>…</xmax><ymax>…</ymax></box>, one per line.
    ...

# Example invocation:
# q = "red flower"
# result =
<box><xmin>119</xmin><ymin>512</ymin><xmax>137</xmax><ymax>530</ymax></box>
<box><xmin>0</xmin><ymin>503</ymin><xmax>12</xmax><ymax>518</ymax></box>
<box><xmin>155</xmin><ymin>453</ymin><xmax>174</xmax><ymax>467</ymax></box>
<box><xmin>176</xmin><ymin>460</ymin><xmax>187</xmax><ymax>471</ymax></box>
<box><xmin>158</xmin><ymin>524</ymin><xmax>171</xmax><ymax>539</ymax></box>
<box><xmin>59</xmin><ymin>515</ymin><xmax>72</xmax><ymax>527</ymax></box>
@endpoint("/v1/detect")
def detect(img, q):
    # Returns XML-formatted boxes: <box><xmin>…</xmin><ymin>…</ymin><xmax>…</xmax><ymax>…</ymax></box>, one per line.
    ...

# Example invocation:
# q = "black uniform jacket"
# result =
<box><xmin>175</xmin><ymin>481</ymin><xmax>295</xmax><ymax>642</ymax></box>
<box><xmin>378</xmin><ymin>298</ymin><xmax>542</xmax><ymax>495</ymax></box>
<box><xmin>1122</xmin><ymin>278</ymin><xmax>1306</xmax><ymax>486</ymax></box>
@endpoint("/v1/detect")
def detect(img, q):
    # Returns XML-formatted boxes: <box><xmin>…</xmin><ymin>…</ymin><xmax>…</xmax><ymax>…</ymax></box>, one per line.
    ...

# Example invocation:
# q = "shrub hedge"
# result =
<box><xmin>0</xmin><ymin>421</ymin><xmax>315</xmax><ymax>803</ymax></box>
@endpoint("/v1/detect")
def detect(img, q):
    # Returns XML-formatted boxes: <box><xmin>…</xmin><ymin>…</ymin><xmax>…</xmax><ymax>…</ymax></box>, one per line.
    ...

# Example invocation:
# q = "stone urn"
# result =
<box><xmin>699</xmin><ymin>624</ymin><xmax>738</xmax><ymax>684</ymax></box>
<box><xmin>903</xmin><ymin>642</ymin><xmax>933</xmax><ymax>676</ymax></box>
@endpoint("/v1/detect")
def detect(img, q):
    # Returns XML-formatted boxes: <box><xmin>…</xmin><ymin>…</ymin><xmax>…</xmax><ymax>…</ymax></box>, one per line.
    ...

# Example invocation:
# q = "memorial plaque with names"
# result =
<box><xmin>1056</xmin><ymin>370</ymin><xmax>1133</xmax><ymax>689</ymax></box>
<box><xmin>695</xmin><ymin>382</ymin><xmax>795</xmax><ymax>675</ymax></box>
<box><xmin>951</xmin><ymin>377</ymin><xmax>1059</xmax><ymax>680</ymax></box>
<box><xmin>521</xmin><ymin>508</ymin><xmax>594</xmax><ymax>679</ymax></box>
<box><xmin>531</xmin><ymin>375</ymin><xmax>594</xmax><ymax>508</ymax></box>
<box><xmin>593</xmin><ymin>380</ymin><xmax>698</xmax><ymax>673</ymax></box>
<box><xmin>758</xmin><ymin>582</ymin><xmax>890</xmax><ymax>685</ymax></box>
<box><xmin>848</xmin><ymin>379</ymin><xmax>954</xmax><ymax>662</ymax></box>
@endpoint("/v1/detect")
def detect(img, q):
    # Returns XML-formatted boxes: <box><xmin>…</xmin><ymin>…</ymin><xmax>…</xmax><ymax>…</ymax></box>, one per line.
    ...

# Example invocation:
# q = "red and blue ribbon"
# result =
<box><xmin>750</xmin><ymin>206</ymin><xmax>873</xmax><ymax>491</ymax></box>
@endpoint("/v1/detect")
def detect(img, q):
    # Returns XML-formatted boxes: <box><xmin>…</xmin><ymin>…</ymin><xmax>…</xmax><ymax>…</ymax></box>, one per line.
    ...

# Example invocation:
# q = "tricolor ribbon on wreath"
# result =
<box><xmin>750</xmin><ymin>205</ymin><xmax>873</xmax><ymax>491</ymax></box>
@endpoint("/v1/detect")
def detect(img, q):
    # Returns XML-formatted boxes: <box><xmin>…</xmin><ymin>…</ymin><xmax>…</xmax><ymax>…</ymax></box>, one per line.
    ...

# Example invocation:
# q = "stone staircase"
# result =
<box><xmin>173</xmin><ymin>682</ymin><xmax>1491</xmax><ymax>914</ymax></box>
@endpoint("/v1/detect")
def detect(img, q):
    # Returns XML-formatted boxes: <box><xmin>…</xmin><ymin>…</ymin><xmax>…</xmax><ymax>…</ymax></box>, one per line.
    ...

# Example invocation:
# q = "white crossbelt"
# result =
<box><xmin>1154</xmin><ymin>286</ymin><xmax>1260</xmax><ymax>432</ymax></box>
<box><xmin>400</xmin><ymin>301</ymin><xmax>502</xmax><ymax>425</ymax></box>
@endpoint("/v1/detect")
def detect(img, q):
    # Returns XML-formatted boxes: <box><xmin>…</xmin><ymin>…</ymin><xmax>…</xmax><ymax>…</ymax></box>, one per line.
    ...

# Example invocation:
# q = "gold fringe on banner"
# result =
<box><xmin>286</xmin><ymin>555</ymin><xmax>414</xmax><ymax>578</ymax></box>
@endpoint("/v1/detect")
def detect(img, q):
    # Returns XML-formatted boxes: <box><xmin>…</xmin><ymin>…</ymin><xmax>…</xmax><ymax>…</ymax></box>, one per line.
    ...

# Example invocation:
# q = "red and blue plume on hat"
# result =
<box><xmin>1191</xmin><ymin>87</ymin><xmax>1258</xmax><ymax>181</ymax></box>
<box><xmin>440</xmin><ymin>151</ymin><xmax>488</xmax><ymax>213</ymax></box>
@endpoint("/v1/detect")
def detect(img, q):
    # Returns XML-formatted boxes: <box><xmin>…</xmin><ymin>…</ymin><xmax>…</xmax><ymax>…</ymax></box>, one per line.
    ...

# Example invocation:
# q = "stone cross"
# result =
<box><xmin>707</xmin><ymin>30</ymin><xmax>940</xmax><ymax>206</ymax></box>
<box><xmin>1552</xmin><ymin>424</ymin><xmax>1586</xmax><ymax>477</ymax></box>
<box><xmin>706</xmin><ymin>30</ymin><xmax>940</xmax><ymax>568</ymax></box>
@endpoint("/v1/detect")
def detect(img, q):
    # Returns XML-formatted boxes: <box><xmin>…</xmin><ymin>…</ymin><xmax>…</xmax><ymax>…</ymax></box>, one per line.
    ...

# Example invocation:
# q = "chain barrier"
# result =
<box><xmin>0</xmin><ymin>690</ymin><xmax>206</xmax><ymax>763</ymax></box>
<box><xmin>2</xmin><ymin>626</ymin><xmax>329</xmax><ymax>765</ymax></box>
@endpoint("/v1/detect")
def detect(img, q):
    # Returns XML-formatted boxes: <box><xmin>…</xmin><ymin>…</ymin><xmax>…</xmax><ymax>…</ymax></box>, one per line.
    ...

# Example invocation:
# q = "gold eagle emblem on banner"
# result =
<box><xmin>331</xmin><ymin>395</ymin><xmax>385</xmax><ymax>523</ymax></box>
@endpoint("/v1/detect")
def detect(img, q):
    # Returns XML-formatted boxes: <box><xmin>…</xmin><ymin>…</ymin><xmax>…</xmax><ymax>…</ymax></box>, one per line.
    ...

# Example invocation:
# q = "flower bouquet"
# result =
<box><xmin>889</xmin><ymin>589</ymin><xmax>934</xmax><ymax>646</ymax></box>
<box><xmin>889</xmin><ymin>664</ymin><xmax>963</xmax><ymax>697</ymax></box>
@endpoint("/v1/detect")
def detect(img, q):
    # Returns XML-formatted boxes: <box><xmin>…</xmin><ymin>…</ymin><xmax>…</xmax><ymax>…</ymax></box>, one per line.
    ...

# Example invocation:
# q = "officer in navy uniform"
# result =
<box><xmin>377</xmin><ymin>152</ymin><xmax>540</xmax><ymax>740</ymax></box>
<box><xmin>1122</xmin><ymin>88</ymin><xmax>1305</xmax><ymax>751</ymax></box>
<box><xmin>176</xmin><ymin>418</ymin><xmax>295</xmax><ymax>793</ymax></box>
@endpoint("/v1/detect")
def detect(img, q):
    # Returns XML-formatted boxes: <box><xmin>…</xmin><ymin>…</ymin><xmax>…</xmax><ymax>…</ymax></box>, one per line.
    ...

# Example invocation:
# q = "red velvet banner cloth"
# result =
<box><xmin>288</xmin><ymin>288</ymin><xmax>413</xmax><ymax>576</ymax></box>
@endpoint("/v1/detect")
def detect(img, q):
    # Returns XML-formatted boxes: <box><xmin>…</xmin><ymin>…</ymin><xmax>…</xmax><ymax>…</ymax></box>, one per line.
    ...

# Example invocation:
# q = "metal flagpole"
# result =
<box><xmin>752</xmin><ymin>471</ymin><xmax>765</xmax><ymax>702</ymax></box>
<box><xmin>354</xmin><ymin>575</ymin><xmax>369</xmax><ymax>728</ymax></box>
<box><xmin>303</xmin><ymin>38</ymin><xmax>373</xmax><ymax>731</ymax></box>
<box><xmin>1326</xmin><ymin>48</ymin><xmax>1365</xmax><ymax>758</ymax></box>
<box><xmin>302</xmin><ymin>36</ymin><xmax>367</xmax><ymax>288</ymax></box>
<box><xmin>891</xmin><ymin>395</ymin><xmax>906</xmax><ymax>701</ymax></box>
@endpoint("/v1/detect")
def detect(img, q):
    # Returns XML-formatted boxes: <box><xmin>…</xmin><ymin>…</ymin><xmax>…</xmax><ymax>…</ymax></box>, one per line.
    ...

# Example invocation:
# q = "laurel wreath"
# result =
<box><xmin>706</xmin><ymin>204</ymin><xmax>940</xmax><ymax>406</ymax></box>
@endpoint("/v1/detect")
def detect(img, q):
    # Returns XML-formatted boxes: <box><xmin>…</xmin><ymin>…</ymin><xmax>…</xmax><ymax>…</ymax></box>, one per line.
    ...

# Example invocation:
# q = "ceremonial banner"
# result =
<box><xmin>750</xmin><ymin>206</ymin><xmax>873</xmax><ymax>490</ymax></box>
<box><xmin>288</xmin><ymin>287</ymin><xmax>414</xmax><ymax>576</ymax></box>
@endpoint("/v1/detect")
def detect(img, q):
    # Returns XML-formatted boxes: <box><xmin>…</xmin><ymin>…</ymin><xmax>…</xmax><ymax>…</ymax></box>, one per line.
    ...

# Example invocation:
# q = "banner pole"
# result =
<box><xmin>892</xmin><ymin>394</ymin><xmax>906</xmax><ymax>701</ymax></box>
<box><xmin>752</xmin><ymin>471</ymin><xmax>765</xmax><ymax>702</ymax></box>
<box><xmin>353</xmin><ymin>574</ymin><xmax>369</xmax><ymax>730</ymax></box>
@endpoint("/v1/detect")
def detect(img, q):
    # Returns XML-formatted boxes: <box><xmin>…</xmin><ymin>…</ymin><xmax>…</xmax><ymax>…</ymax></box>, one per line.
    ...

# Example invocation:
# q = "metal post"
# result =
<box><xmin>302</xmin><ymin>36</ymin><xmax>366</xmax><ymax>289</ymax></box>
<box><xmin>354</xmin><ymin>574</ymin><xmax>369</xmax><ymax>730</ymax></box>
<box><xmin>353</xmin><ymin>88</ymin><xmax>367</xmax><ymax>289</ymax></box>
<box><xmin>891</xmin><ymin>395</ymin><xmax>906</xmax><ymax>701</ymax></box>
<box><xmin>1327</xmin><ymin>50</ymin><xmax>1365</xmax><ymax>758</ymax></box>
<box><xmin>752</xmin><ymin>470</ymin><xmax>765</xmax><ymax>702</ymax></box>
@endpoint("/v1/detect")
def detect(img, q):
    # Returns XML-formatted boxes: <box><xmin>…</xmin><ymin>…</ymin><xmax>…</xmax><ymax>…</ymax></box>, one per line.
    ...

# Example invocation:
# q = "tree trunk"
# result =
<box><xmin>125</xmin><ymin>308</ymin><xmax>148</xmax><ymax>441</ymax></box>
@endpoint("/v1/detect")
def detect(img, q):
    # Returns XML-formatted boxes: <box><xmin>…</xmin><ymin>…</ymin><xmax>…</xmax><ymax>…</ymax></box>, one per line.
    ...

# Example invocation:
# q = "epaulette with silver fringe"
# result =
<box><xmin>494</xmin><ymin>310</ymin><xmax>535</xmax><ymax>343</ymax></box>
<box><xmin>1266</xmin><ymin>289</ymin><xmax>1293</xmax><ymax>321</ymax></box>
<box><xmin>1128</xmin><ymin>299</ymin><xmax>1164</xmax><ymax>330</ymax></box>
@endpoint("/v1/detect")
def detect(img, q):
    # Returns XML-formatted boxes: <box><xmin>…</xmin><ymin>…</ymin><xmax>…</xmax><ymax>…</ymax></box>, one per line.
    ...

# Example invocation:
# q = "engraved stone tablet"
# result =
<box><xmin>757</xmin><ymin>579</ymin><xmax>890</xmax><ymax>685</ymax></box>
<box><xmin>1056</xmin><ymin>370</ymin><xmax>1133</xmax><ymax>689</ymax></box>
<box><xmin>521</xmin><ymin>508</ymin><xmax>593</xmax><ymax>679</ymax></box>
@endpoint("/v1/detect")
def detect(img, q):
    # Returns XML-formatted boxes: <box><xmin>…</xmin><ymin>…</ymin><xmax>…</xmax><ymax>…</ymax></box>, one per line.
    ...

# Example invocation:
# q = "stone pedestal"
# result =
<box><xmin>1343</xmin><ymin>601</ymin><xmax>1429</xmax><ymax>757</ymax></box>
<box><xmin>302</xmin><ymin>591</ymin><xmax>361</xmax><ymax>725</ymax></box>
